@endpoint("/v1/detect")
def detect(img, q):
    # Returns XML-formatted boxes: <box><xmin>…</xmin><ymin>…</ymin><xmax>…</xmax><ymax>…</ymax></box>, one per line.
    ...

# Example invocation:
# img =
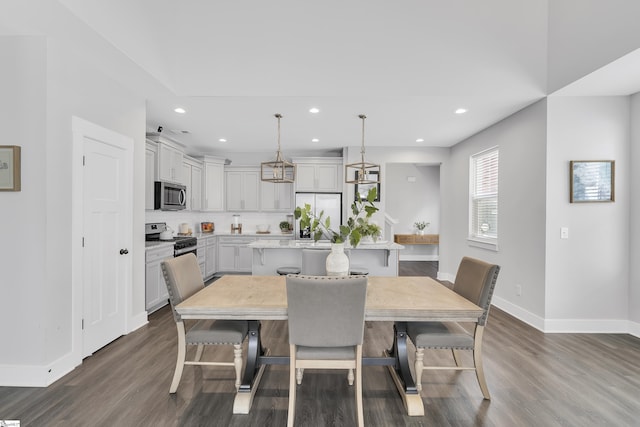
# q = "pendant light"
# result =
<box><xmin>261</xmin><ymin>113</ymin><xmax>295</xmax><ymax>183</ymax></box>
<box><xmin>345</xmin><ymin>114</ymin><xmax>380</xmax><ymax>184</ymax></box>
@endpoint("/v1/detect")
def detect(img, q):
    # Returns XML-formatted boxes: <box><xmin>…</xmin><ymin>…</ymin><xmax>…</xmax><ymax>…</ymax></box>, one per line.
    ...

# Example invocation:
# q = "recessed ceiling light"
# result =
<box><xmin>311</xmin><ymin>138</ymin><xmax>319</xmax><ymax>143</ymax></box>
<box><xmin>174</xmin><ymin>107</ymin><xmax>186</xmax><ymax>114</ymax></box>
<box><xmin>219</xmin><ymin>138</ymin><xmax>227</xmax><ymax>143</ymax></box>
<box><xmin>309</xmin><ymin>108</ymin><xmax>320</xmax><ymax>114</ymax></box>
<box><xmin>416</xmin><ymin>138</ymin><xmax>424</xmax><ymax>143</ymax></box>
<box><xmin>455</xmin><ymin>108</ymin><xmax>467</xmax><ymax>114</ymax></box>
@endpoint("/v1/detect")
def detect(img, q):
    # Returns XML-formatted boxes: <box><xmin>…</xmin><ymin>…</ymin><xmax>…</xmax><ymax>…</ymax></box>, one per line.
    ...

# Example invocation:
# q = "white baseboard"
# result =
<box><xmin>491</xmin><ymin>296</ymin><xmax>545</xmax><ymax>331</ymax></box>
<box><xmin>493</xmin><ymin>296</ymin><xmax>640</xmax><ymax>335</ymax></box>
<box><xmin>399</xmin><ymin>255</ymin><xmax>439</xmax><ymax>261</ymax></box>
<box><xmin>437</xmin><ymin>272</ymin><xmax>455</xmax><ymax>282</ymax></box>
<box><xmin>0</xmin><ymin>351</ymin><xmax>78</xmax><ymax>387</ymax></box>
<box><xmin>544</xmin><ymin>318</ymin><xmax>630</xmax><ymax>333</ymax></box>
<box><xmin>128</xmin><ymin>311</ymin><xmax>149</xmax><ymax>333</ymax></box>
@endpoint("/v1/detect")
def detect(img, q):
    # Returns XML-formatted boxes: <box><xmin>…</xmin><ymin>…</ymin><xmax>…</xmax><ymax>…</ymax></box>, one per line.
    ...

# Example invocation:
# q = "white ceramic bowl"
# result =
<box><xmin>256</xmin><ymin>224</ymin><xmax>270</xmax><ymax>233</ymax></box>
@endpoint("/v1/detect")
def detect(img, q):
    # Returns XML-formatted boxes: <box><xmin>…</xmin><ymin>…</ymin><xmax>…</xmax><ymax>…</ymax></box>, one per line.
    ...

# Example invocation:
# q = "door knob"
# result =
<box><xmin>120</xmin><ymin>248</ymin><xmax>129</xmax><ymax>255</ymax></box>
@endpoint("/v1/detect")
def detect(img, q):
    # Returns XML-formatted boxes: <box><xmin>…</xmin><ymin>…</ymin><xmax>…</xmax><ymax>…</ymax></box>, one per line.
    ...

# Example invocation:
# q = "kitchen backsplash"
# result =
<box><xmin>145</xmin><ymin>210</ymin><xmax>294</xmax><ymax>235</ymax></box>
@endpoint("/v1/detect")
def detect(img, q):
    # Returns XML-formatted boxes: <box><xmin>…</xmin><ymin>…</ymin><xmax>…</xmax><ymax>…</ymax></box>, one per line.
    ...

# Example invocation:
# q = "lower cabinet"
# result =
<box><xmin>145</xmin><ymin>244</ymin><xmax>173</xmax><ymax>313</ymax></box>
<box><xmin>217</xmin><ymin>236</ymin><xmax>256</xmax><ymax>273</ymax></box>
<box><xmin>197</xmin><ymin>235</ymin><xmax>217</xmax><ymax>281</ymax></box>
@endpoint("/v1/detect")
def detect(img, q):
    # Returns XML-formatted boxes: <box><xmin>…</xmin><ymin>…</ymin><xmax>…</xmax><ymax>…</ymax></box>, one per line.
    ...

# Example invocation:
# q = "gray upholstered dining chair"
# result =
<box><xmin>286</xmin><ymin>275</ymin><xmax>368</xmax><ymax>427</ymax></box>
<box><xmin>406</xmin><ymin>256</ymin><xmax>500</xmax><ymax>399</ymax></box>
<box><xmin>161</xmin><ymin>253</ymin><xmax>248</xmax><ymax>393</ymax></box>
<box><xmin>301</xmin><ymin>248</ymin><xmax>330</xmax><ymax>275</ymax></box>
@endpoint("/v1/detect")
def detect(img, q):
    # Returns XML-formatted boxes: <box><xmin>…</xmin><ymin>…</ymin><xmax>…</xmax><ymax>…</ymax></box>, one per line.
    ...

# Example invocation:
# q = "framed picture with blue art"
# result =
<box><xmin>569</xmin><ymin>160</ymin><xmax>614</xmax><ymax>203</ymax></box>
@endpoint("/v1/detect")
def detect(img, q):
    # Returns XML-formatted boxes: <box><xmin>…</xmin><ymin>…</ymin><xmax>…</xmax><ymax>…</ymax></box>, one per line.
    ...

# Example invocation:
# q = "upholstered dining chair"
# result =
<box><xmin>301</xmin><ymin>248</ymin><xmax>330</xmax><ymax>275</ymax></box>
<box><xmin>161</xmin><ymin>253</ymin><xmax>248</xmax><ymax>393</ymax></box>
<box><xmin>286</xmin><ymin>275</ymin><xmax>368</xmax><ymax>427</ymax></box>
<box><xmin>406</xmin><ymin>256</ymin><xmax>500</xmax><ymax>399</ymax></box>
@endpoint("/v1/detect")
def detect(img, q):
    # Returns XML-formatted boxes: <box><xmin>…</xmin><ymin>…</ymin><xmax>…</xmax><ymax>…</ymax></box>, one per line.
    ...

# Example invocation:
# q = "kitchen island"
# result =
<box><xmin>248</xmin><ymin>239</ymin><xmax>404</xmax><ymax>276</ymax></box>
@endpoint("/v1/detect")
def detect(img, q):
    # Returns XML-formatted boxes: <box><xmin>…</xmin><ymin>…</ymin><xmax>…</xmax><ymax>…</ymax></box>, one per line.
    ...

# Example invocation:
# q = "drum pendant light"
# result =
<box><xmin>345</xmin><ymin>114</ymin><xmax>380</xmax><ymax>184</ymax></box>
<box><xmin>261</xmin><ymin>113</ymin><xmax>295</xmax><ymax>183</ymax></box>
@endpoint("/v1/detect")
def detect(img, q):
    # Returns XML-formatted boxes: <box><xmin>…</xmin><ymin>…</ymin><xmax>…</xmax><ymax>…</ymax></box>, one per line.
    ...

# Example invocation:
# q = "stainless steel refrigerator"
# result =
<box><xmin>294</xmin><ymin>193</ymin><xmax>342</xmax><ymax>240</ymax></box>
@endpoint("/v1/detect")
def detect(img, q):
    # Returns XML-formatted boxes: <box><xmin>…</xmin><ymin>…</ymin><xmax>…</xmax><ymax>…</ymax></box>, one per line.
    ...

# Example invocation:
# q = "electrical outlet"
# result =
<box><xmin>560</xmin><ymin>227</ymin><xmax>569</xmax><ymax>239</ymax></box>
<box><xmin>515</xmin><ymin>284</ymin><xmax>522</xmax><ymax>296</ymax></box>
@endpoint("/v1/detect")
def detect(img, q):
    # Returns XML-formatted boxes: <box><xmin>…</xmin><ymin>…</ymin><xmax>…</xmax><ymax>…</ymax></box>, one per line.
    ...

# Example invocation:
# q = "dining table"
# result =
<box><xmin>175</xmin><ymin>275</ymin><xmax>484</xmax><ymax>416</ymax></box>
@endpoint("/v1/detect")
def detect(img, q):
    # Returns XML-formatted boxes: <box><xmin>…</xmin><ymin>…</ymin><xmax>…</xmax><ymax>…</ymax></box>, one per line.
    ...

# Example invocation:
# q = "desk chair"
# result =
<box><xmin>407</xmin><ymin>256</ymin><xmax>500</xmax><ymax>399</ymax></box>
<box><xmin>286</xmin><ymin>275</ymin><xmax>368</xmax><ymax>427</ymax></box>
<box><xmin>161</xmin><ymin>253</ymin><xmax>248</xmax><ymax>393</ymax></box>
<box><xmin>301</xmin><ymin>248</ymin><xmax>330</xmax><ymax>275</ymax></box>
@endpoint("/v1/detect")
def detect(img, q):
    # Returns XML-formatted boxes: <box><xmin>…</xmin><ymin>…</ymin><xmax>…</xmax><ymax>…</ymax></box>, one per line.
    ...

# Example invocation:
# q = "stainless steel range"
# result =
<box><xmin>145</xmin><ymin>222</ymin><xmax>197</xmax><ymax>257</ymax></box>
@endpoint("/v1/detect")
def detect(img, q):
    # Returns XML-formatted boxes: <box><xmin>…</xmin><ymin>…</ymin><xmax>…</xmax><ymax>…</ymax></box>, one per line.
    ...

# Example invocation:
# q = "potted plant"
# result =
<box><xmin>356</xmin><ymin>219</ymin><xmax>382</xmax><ymax>243</ymax></box>
<box><xmin>414</xmin><ymin>221</ymin><xmax>430</xmax><ymax>235</ymax></box>
<box><xmin>279</xmin><ymin>221</ymin><xmax>292</xmax><ymax>233</ymax></box>
<box><xmin>294</xmin><ymin>187</ymin><xmax>379</xmax><ymax>247</ymax></box>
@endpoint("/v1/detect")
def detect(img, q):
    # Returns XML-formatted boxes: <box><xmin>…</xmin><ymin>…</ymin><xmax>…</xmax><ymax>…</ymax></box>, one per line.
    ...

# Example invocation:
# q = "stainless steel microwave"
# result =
<box><xmin>154</xmin><ymin>181</ymin><xmax>186</xmax><ymax>210</ymax></box>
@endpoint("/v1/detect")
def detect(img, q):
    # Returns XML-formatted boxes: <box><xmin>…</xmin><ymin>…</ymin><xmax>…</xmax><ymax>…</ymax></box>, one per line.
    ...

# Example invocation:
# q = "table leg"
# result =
<box><xmin>233</xmin><ymin>320</ymin><xmax>269</xmax><ymax>414</ymax></box>
<box><xmin>385</xmin><ymin>321</ymin><xmax>424</xmax><ymax>416</ymax></box>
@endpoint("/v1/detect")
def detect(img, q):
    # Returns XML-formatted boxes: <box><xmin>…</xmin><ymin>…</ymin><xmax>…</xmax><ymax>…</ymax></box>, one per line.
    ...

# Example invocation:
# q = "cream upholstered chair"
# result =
<box><xmin>286</xmin><ymin>275</ymin><xmax>368</xmax><ymax>427</ymax></box>
<box><xmin>407</xmin><ymin>256</ymin><xmax>500</xmax><ymax>399</ymax></box>
<box><xmin>161</xmin><ymin>253</ymin><xmax>248</xmax><ymax>393</ymax></box>
<box><xmin>301</xmin><ymin>248</ymin><xmax>330</xmax><ymax>275</ymax></box>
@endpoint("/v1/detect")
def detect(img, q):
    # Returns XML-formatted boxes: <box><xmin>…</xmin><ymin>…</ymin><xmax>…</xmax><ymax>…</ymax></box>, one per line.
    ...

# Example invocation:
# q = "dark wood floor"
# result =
<box><xmin>2</xmin><ymin>262</ymin><xmax>640</xmax><ymax>426</ymax></box>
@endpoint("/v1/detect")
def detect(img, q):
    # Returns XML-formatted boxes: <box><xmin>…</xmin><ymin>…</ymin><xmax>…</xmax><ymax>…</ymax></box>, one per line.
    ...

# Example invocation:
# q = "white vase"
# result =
<box><xmin>417</xmin><ymin>230</ymin><xmax>425</xmax><ymax>235</ymax></box>
<box><xmin>326</xmin><ymin>243</ymin><xmax>350</xmax><ymax>276</ymax></box>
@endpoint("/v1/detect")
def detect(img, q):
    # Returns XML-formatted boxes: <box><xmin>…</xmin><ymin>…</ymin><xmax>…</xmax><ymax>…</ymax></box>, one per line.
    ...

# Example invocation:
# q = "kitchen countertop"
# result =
<box><xmin>145</xmin><ymin>241</ymin><xmax>174</xmax><ymax>249</ymax></box>
<box><xmin>194</xmin><ymin>232</ymin><xmax>295</xmax><ymax>239</ymax></box>
<box><xmin>247</xmin><ymin>239</ymin><xmax>404</xmax><ymax>250</ymax></box>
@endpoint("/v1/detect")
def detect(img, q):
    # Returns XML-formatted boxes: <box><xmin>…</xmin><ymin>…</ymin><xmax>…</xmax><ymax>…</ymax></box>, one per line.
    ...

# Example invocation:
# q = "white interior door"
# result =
<box><xmin>81</xmin><ymin>127</ymin><xmax>132</xmax><ymax>357</ymax></box>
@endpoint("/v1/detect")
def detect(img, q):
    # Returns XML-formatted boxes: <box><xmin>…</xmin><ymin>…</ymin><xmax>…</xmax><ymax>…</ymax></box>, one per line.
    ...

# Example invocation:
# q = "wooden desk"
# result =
<box><xmin>176</xmin><ymin>275</ymin><xmax>482</xmax><ymax>416</ymax></box>
<box><xmin>394</xmin><ymin>234</ymin><xmax>439</xmax><ymax>245</ymax></box>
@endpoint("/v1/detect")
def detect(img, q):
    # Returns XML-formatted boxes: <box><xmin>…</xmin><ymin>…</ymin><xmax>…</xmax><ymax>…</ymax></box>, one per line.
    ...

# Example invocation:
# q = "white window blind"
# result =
<box><xmin>470</xmin><ymin>147</ymin><xmax>499</xmax><ymax>241</ymax></box>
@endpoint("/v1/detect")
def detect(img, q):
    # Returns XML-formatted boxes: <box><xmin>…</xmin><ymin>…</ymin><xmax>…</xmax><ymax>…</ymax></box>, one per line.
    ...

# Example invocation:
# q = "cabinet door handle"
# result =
<box><xmin>119</xmin><ymin>248</ymin><xmax>129</xmax><ymax>255</ymax></box>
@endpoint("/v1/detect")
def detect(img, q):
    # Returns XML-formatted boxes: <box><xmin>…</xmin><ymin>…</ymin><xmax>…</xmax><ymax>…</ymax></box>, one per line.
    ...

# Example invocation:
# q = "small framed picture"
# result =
<box><xmin>0</xmin><ymin>145</ymin><xmax>21</xmax><ymax>191</ymax></box>
<box><xmin>570</xmin><ymin>160</ymin><xmax>614</xmax><ymax>203</ymax></box>
<box><xmin>354</xmin><ymin>170</ymin><xmax>380</xmax><ymax>201</ymax></box>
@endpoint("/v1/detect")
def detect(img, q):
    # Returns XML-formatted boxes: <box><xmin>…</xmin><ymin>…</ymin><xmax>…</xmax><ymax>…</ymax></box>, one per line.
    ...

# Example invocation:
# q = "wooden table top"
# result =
<box><xmin>176</xmin><ymin>275</ymin><xmax>483</xmax><ymax>322</ymax></box>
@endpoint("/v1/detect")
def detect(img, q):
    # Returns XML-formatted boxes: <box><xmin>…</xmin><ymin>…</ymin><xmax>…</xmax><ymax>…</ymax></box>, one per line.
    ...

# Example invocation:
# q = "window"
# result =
<box><xmin>469</xmin><ymin>147</ymin><xmax>499</xmax><ymax>248</ymax></box>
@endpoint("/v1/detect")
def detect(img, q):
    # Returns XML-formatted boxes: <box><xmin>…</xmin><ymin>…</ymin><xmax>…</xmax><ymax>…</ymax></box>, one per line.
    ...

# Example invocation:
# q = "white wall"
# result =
<box><xmin>0</xmin><ymin>4</ymin><xmax>150</xmax><ymax>386</ymax></box>
<box><xmin>441</xmin><ymin>100</ymin><xmax>548</xmax><ymax>324</ymax></box>
<box><xmin>0</xmin><ymin>36</ymin><xmax>47</xmax><ymax>367</ymax></box>
<box><xmin>545</xmin><ymin>96</ymin><xmax>630</xmax><ymax>331</ymax></box>
<box><xmin>630</xmin><ymin>93</ymin><xmax>640</xmax><ymax>332</ymax></box>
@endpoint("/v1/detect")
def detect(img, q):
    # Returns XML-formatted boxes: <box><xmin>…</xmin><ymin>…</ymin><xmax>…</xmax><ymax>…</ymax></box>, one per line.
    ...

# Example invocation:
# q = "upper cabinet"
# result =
<box><xmin>260</xmin><ymin>180</ymin><xmax>293</xmax><ymax>212</ymax></box>
<box><xmin>147</xmin><ymin>134</ymin><xmax>184</xmax><ymax>184</ymax></box>
<box><xmin>201</xmin><ymin>156</ymin><xmax>226</xmax><ymax>211</ymax></box>
<box><xmin>226</xmin><ymin>167</ymin><xmax>260</xmax><ymax>211</ymax></box>
<box><xmin>182</xmin><ymin>156</ymin><xmax>203</xmax><ymax>211</ymax></box>
<box><xmin>293</xmin><ymin>157</ymin><xmax>343</xmax><ymax>192</ymax></box>
<box><xmin>144</xmin><ymin>140</ymin><xmax>157</xmax><ymax>210</ymax></box>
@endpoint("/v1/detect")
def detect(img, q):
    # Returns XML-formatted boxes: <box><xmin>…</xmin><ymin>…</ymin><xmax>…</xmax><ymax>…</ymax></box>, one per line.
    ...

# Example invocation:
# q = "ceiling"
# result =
<box><xmin>56</xmin><ymin>1</ymin><xmax>553</xmax><ymax>155</ymax></box>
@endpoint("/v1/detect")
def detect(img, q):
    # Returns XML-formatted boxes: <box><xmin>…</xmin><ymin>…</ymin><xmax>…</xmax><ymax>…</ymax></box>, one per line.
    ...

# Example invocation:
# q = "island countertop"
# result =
<box><xmin>247</xmin><ymin>239</ymin><xmax>404</xmax><ymax>250</ymax></box>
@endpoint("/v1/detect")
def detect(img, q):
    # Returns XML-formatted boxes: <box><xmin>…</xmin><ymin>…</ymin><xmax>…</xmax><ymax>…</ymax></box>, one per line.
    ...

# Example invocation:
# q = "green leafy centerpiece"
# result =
<box><xmin>294</xmin><ymin>187</ymin><xmax>379</xmax><ymax>248</ymax></box>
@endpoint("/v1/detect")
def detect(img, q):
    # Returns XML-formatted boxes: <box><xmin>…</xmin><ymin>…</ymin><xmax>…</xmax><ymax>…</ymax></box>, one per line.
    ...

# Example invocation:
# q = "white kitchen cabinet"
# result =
<box><xmin>217</xmin><ymin>236</ymin><xmax>255</xmax><ymax>273</ymax></box>
<box><xmin>293</xmin><ymin>158</ymin><xmax>343</xmax><ymax>192</ymax></box>
<box><xmin>201</xmin><ymin>156</ymin><xmax>226</xmax><ymax>211</ymax></box>
<box><xmin>226</xmin><ymin>168</ymin><xmax>259</xmax><ymax>211</ymax></box>
<box><xmin>197</xmin><ymin>238</ymin><xmax>206</xmax><ymax>277</ymax></box>
<box><xmin>182</xmin><ymin>156</ymin><xmax>203</xmax><ymax>211</ymax></box>
<box><xmin>205</xmin><ymin>236</ymin><xmax>217</xmax><ymax>279</ymax></box>
<box><xmin>145</xmin><ymin>141</ymin><xmax>157</xmax><ymax>210</ymax></box>
<box><xmin>145</xmin><ymin>244</ymin><xmax>173</xmax><ymax>313</ymax></box>
<box><xmin>157</xmin><ymin>140</ymin><xmax>184</xmax><ymax>183</ymax></box>
<box><xmin>260</xmin><ymin>180</ymin><xmax>293</xmax><ymax>212</ymax></box>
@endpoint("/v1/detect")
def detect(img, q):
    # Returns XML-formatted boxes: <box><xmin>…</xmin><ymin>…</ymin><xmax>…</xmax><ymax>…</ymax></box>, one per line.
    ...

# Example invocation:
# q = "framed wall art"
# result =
<box><xmin>354</xmin><ymin>170</ymin><xmax>381</xmax><ymax>202</ymax></box>
<box><xmin>569</xmin><ymin>160</ymin><xmax>614</xmax><ymax>203</ymax></box>
<box><xmin>0</xmin><ymin>145</ymin><xmax>21</xmax><ymax>191</ymax></box>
